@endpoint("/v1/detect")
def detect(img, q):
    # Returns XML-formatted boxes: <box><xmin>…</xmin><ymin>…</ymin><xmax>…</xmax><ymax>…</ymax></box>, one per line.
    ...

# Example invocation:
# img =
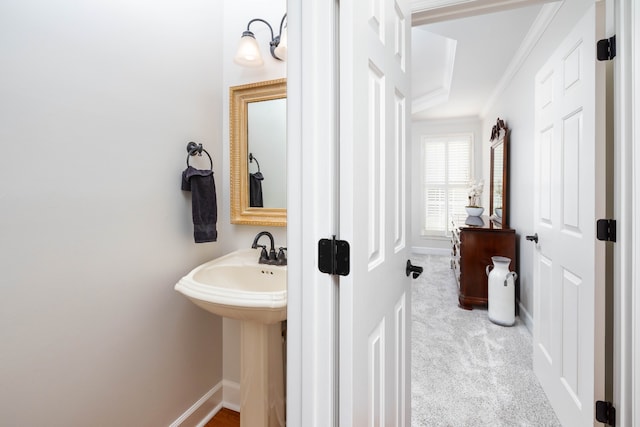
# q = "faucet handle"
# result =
<box><xmin>255</xmin><ymin>245</ymin><xmax>269</xmax><ymax>263</ymax></box>
<box><xmin>277</xmin><ymin>247</ymin><xmax>287</xmax><ymax>265</ymax></box>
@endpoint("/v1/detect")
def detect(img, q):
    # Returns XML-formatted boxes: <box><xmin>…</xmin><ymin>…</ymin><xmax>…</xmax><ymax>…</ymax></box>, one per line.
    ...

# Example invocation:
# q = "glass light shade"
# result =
<box><xmin>273</xmin><ymin>27</ymin><xmax>287</xmax><ymax>61</ymax></box>
<box><xmin>234</xmin><ymin>33</ymin><xmax>264</xmax><ymax>67</ymax></box>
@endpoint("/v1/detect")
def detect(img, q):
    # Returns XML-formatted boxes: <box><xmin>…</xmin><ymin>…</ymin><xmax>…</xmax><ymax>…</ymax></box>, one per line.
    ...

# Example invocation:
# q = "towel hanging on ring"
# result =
<box><xmin>248</xmin><ymin>152</ymin><xmax>264</xmax><ymax>207</ymax></box>
<box><xmin>182</xmin><ymin>142</ymin><xmax>217</xmax><ymax>243</ymax></box>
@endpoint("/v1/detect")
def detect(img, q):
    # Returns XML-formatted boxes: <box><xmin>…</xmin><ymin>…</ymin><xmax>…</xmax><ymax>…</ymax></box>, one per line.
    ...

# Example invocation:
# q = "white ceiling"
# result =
<box><xmin>411</xmin><ymin>3</ymin><xmax>545</xmax><ymax>120</ymax></box>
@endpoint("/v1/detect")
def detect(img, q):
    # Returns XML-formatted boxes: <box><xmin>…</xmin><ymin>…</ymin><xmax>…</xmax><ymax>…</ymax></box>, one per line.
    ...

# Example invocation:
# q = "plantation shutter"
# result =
<box><xmin>422</xmin><ymin>134</ymin><xmax>472</xmax><ymax>236</ymax></box>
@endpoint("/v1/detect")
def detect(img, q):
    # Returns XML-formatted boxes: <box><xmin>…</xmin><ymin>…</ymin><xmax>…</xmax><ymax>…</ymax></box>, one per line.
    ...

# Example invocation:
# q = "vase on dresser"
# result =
<box><xmin>465</xmin><ymin>206</ymin><xmax>484</xmax><ymax>216</ymax></box>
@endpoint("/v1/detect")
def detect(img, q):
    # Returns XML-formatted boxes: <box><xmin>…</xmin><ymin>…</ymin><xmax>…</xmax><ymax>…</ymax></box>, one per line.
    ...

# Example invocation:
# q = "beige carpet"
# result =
<box><xmin>411</xmin><ymin>254</ymin><xmax>561</xmax><ymax>427</ymax></box>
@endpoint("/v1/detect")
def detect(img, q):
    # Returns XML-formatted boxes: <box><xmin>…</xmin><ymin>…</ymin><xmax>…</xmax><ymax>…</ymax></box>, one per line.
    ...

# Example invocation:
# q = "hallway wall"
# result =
<box><xmin>482</xmin><ymin>0</ymin><xmax>593</xmax><ymax>330</ymax></box>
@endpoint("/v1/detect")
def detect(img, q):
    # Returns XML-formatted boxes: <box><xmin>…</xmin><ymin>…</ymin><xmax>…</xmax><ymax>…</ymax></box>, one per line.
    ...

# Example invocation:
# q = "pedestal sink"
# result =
<box><xmin>175</xmin><ymin>248</ymin><xmax>286</xmax><ymax>427</ymax></box>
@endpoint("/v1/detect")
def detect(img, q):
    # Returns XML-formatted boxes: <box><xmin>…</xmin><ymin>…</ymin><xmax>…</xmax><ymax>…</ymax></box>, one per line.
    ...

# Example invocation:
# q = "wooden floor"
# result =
<box><xmin>204</xmin><ymin>408</ymin><xmax>240</xmax><ymax>427</ymax></box>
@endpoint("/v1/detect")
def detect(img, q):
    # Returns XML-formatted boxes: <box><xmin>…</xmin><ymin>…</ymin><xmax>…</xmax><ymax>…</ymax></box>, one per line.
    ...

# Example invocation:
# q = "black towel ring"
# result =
<box><xmin>186</xmin><ymin>141</ymin><xmax>213</xmax><ymax>170</ymax></box>
<box><xmin>249</xmin><ymin>152</ymin><xmax>261</xmax><ymax>173</ymax></box>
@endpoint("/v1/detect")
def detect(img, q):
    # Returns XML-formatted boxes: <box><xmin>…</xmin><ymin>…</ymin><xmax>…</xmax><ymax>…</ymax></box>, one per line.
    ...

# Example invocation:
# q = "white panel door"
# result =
<box><xmin>339</xmin><ymin>0</ymin><xmax>412</xmax><ymax>425</ymax></box>
<box><xmin>532</xmin><ymin>4</ymin><xmax>606</xmax><ymax>426</ymax></box>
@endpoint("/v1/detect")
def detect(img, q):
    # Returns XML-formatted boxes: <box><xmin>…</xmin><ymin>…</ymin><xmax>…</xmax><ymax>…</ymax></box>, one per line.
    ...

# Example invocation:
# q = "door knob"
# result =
<box><xmin>526</xmin><ymin>233</ymin><xmax>538</xmax><ymax>244</ymax></box>
<box><xmin>406</xmin><ymin>260</ymin><xmax>424</xmax><ymax>279</ymax></box>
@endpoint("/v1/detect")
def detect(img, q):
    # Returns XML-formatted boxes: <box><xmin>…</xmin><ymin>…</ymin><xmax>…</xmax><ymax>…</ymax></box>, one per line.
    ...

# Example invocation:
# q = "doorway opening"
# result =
<box><xmin>409</xmin><ymin>1</ymin><xmax>592</xmax><ymax>424</ymax></box>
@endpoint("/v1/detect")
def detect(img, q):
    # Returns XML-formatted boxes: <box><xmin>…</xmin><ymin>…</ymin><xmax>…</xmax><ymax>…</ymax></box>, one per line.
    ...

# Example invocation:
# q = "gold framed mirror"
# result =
<box><xmin>230</xmin><ymin>79</ymin><xmax>287</xmax><ymax>226</ymax></box>
<box><xmin>489</xmin><ymin>118</ymin><xmax>509</xmax><ymax>227</ymax></box>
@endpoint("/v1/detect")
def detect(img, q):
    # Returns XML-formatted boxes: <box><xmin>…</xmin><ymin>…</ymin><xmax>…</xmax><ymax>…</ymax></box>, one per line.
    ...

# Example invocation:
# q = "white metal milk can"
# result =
<box><xmin>485</xmin><ymin>256</ymin><xmax>518</xmax><ymax>326</ymax></box>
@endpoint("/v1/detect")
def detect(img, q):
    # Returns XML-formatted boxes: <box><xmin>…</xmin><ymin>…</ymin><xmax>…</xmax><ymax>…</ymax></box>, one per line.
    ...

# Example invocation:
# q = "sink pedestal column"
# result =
<box><xmin>240</xmin><ymin>320</ymin><xmax>285</xmax><ymax>427</ymax></box>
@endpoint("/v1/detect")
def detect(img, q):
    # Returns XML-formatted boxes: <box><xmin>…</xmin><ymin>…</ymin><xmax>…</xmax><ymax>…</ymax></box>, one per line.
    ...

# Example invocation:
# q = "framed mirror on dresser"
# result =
<box><xmin>490</xmin><ymin>118</ymin><xmax>509</xmax><ymax>226</ymax></box>
<box><xmin>450</xmin><ymin>118</ymin><xmax>516</xmax><ymax>310</ymax></box>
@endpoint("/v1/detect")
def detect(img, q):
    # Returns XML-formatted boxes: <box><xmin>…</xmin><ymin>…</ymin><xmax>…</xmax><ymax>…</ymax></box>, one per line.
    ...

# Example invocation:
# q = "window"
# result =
<box><xmin>422</xmin><ymin>134</ymin><xmax>473</xmax><ymax>236</ymax></box>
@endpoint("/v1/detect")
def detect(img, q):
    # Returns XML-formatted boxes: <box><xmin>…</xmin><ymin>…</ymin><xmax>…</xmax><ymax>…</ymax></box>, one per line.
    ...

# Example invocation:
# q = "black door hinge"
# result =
<box><xmin>596</xmin><ymin>219</ymin><xmax>616</xmax><ymax>242</ymax></box>
<box><xmin>595</xmin><ymin>400</ymin><xmax>616</xmax><ymax>426</ymax></box>
<box><xmin>318</xmin><ymin>236</ymin><xmax>350</xmax><ymax>276</ymax></box>
<box><xmin>597</xmin><ymin>35</ymin><xmax>616</xmax><ymax>61</ymax></box>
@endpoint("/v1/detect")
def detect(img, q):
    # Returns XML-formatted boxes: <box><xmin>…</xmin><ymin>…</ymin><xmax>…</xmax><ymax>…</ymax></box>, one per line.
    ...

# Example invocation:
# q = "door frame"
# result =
<box><xmin>614</xmin><ymin>0</ymin><xmax>639</xmax><ymax>425</ymax></box>
<box><xmin>287</xmin><ymin>0</ymin><xmax>638</xmax><ymax>425</ymax></box>
<box><xmin>286</xmin><ymin>1</ymin><xmax>339</xmax><ymax>426</ymax></box>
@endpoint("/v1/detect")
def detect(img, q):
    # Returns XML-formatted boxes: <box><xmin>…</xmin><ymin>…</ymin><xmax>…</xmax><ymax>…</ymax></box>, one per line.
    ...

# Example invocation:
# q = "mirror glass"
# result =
<box><xmin>492</xmin><ymin>142</ymin><xmax>504</xmax><ymax>211</ymax></box>
<box><xmin>247</xmin><ymin>98</ymin><xmax>287</xmax><ymax>208</ymax></box>
<box><xmin>489</xmin><ymin>118</ymin><xmax>509</xmax><ymax>226</ymax></box>
<box><xmin>230</xmin><ymin>79</ymin><xmax>287</xmax><ymax>226</ymax></box>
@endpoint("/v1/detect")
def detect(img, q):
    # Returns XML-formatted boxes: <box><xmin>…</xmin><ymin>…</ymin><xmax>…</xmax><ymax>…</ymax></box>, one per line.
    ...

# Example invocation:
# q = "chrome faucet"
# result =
<box><xmin>251</xmin><ymin>231</ymin><xmax>281</xmax><ymax>265</ymax></box>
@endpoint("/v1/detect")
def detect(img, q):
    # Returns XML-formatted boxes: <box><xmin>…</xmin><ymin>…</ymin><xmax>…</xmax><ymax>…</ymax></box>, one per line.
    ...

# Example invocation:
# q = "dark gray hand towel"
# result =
<box><xmin>249</xmin><ymin>171</ymin><xmax>264</xmax><ymax>207</ymax></box>
<box><xmin>181</xmin><ymin>166</ymin><xmax>217</xmax><ymax>243</ymax></box>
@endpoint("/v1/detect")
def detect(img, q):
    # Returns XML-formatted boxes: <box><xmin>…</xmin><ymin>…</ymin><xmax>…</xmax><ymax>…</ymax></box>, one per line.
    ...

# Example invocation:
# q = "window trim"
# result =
<box><xmin>420</xmin><ymin>132</ymin><xmax>475</xmax><ymax>237</ymax></box>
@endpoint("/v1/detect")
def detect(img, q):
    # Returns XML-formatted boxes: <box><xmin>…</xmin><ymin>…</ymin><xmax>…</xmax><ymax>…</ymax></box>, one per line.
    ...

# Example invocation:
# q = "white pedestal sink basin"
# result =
<box><xmin>175</xmin><ymin>248</ymin><xmax>286</xmax><ymax>427</ymax></box>
<box><xmin>175</xmin><ymin>248</ymin><xmax>286</xmax><ymax>324</ymax></box>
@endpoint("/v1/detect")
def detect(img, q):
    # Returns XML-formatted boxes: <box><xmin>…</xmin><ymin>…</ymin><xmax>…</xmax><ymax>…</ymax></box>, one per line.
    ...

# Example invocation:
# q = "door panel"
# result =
<box><xmin>394</xmin><ymin>294</ymin><xmax>407</xmax><ymax>427</ymax></box>
<box><xmin>538</xmin><ymin>255</ymin><xmax>553</xmax><ymax>363</ymax></box>
<box><xmin>367</xmin><ymin>62</ymin><xmax>385</xmax><ymax>268</ymax></box>
<box><xmin>533</xmin><ymin>4</ymin><xmax>606</xmax><ymax>426</ymax></box>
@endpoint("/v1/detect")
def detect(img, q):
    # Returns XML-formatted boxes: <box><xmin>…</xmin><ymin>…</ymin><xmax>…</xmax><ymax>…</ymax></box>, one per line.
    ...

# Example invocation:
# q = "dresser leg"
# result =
<box><xmin>458</xmin><ymin>296</ymin><xmax>473</xmax><ymax>310</ymax></box>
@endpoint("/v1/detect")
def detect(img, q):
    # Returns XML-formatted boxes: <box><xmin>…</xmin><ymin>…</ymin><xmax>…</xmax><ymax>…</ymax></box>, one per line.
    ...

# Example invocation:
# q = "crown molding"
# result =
<box><xmin>480</xmin><ymin>2</ymin><xmax>563</xmax><ymax>118</ymax></box>
<box><xmin>411</xmin><ymin>0</ymin><xmax>557</xmax><ymax>26</ymax></box>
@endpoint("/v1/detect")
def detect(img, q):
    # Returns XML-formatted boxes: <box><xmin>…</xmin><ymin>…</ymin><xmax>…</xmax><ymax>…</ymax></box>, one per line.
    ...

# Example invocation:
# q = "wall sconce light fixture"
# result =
<box><xmin>234</xmin><ymin>14</ymin><xmax>287</xmax><ymax>67</ymax></box>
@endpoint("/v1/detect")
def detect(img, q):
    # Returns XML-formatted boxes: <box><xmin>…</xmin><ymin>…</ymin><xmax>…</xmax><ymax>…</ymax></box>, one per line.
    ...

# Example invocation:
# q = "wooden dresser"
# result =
<box><xmin>450</xmin><ymin>215</ymin><xmax>516</xmax><ymax>310</ymax></box>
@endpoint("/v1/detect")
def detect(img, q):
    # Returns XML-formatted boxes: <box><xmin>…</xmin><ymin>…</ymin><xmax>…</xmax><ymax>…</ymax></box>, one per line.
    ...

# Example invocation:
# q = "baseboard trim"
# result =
<box><xmin>518</xmin><ymin>301</ymin><xmax>533</xmax><ymax>334</ymax></box>
<box><xmin>412</xmin><ymin>246</ymin><xmax>450</xmax><ymax>256</ymax></box>
<box><xmin>170</xmin><ymin>382</ymin><xmax>223</xmax><ymax>427</ymax></box>
<box><xmin>171</xmin><ymin>380</ymin><xmax>243</xmax><ymax>427</ymax></box>
<box><xmin>222</xmin><ymin>379</ymin><xmax>241</xmax><ymax>412</ymax></box>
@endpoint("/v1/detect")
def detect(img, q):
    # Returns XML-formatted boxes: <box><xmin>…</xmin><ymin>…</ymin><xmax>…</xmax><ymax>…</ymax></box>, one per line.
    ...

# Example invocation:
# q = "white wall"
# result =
<box><xmin>411</xmin><ymin>117</ymin><xmax>483</xmax><ymax>252</ymax></box>
<box><xmin>221</xmin><ymin>0</ymin><xmax>287</xmax><ymax>389</ymax></box>
<box><xmin>481</xmin><ymin>0</ymin><xmax>592</xmax><ymax>329</ymax></box>
<box><xmin>0</xmin><ymin>0</ymin><xmax>225</xmax><ymax>425</ymax></box>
